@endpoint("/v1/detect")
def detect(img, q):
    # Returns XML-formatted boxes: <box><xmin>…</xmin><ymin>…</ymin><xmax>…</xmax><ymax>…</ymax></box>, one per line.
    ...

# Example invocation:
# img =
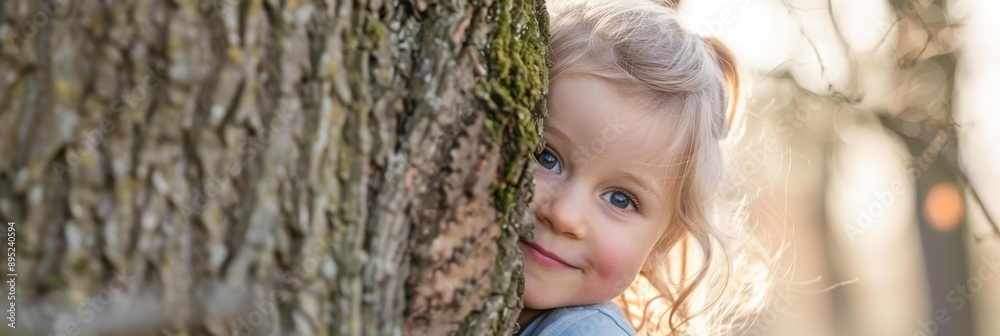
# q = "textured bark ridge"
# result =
<box><xmin>0</xmin><ymin>0</ymin><xmax>546</xmax><ymax>335</ymax></box>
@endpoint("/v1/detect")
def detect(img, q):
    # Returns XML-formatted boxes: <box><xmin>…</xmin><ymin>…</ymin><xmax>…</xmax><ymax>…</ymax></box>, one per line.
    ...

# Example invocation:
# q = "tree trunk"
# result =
<box><xmin>0</xmin><ymin>0</ymin><xmax>546</xmax><ymax>335</ymax></box>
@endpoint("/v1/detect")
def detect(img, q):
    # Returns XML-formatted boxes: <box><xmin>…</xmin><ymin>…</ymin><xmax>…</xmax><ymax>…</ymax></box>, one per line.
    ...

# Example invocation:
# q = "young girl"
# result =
<box><xmin>516</xmin><ymin>0</ymin><xmax>771</xmax><ymax>335</ymax></box>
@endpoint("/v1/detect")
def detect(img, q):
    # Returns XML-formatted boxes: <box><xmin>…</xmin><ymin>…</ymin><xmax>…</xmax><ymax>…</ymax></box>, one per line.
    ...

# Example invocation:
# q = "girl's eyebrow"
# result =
<box><xmin>543</xmin><ymin>126</ymin><xmax>573</xmax><ymax>147</ymax></box>
<box><xmin>614</xmin><ymin>171</ymin><xmax>662</xmax><ymax>202</ymax></box>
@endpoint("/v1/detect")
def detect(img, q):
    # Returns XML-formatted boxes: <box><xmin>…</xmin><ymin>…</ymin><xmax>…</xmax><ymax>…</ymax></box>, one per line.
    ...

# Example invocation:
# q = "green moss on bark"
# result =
<box><xmin>467</xmin><ymin>0</ymin><xmax>548</xmax><ymax>334</ymax></box>
<box><xmin>478</xmin><ymin>0</ymin><xmax>547</xmax><ymax>222</ymax></box>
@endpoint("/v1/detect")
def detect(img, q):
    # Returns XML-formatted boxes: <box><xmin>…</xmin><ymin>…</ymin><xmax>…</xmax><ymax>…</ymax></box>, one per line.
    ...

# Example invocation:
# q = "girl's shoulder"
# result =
<box><xmin>520</xmin><ymin>301</ymin><xmax>636</xmax><ymax>336</ymax></box>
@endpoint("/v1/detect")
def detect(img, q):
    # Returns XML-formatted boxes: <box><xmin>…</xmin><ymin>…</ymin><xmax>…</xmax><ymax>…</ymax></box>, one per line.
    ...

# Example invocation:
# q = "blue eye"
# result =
<box><xmin>535</xmin><ymin>148</ymin><xmax>561</xmax><ymax>173</ymax></box>
<box><xmin>601</xmin><ymin>190</ymin><xmax>639</xmax><ymax>212</ymax></box>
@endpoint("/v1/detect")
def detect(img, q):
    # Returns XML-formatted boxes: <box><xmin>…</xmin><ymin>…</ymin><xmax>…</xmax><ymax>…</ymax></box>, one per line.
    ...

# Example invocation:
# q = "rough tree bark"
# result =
<box><xmin>0</xmin><ymin>0</ymin><xmax>546</xmax><ymax>335</ymax></box>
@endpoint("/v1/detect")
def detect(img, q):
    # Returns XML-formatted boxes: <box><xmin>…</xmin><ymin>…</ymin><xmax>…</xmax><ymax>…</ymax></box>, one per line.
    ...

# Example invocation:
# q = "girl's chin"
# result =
<box><xmin>520</xmin><ymin>288</ymin><xmax>556</xmax><ymax>310</ymax></box>
<box><xmin>521</xmin><ymin>290</ymin><xmax>573</xmax><ymax>310</ymax></box>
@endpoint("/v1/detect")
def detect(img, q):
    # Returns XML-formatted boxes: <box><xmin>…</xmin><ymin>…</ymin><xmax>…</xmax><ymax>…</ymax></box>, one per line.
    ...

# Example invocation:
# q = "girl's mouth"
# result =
<box><xmin>519</xmin><ymin>240</ymin><xmax>577</xmax><ymax>270</ymax></box>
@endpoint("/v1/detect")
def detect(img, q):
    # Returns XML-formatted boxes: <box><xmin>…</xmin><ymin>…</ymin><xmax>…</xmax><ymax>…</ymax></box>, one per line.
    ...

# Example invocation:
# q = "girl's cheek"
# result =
<box><xmin>591</xmin><ymin>246</ymin><xmax>643</xmax><ymax>286</ymax></box>
<box><xmin>588</xmin><ymin>254</ymin><xmax>642</xmax><ymax>301</ymax></box>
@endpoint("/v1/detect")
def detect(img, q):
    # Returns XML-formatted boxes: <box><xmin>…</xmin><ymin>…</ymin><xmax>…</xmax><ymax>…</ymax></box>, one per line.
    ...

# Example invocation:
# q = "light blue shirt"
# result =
<box><xmin>519</xmin><ymin>302</ymin><xmax>637</xmax><ymax>336</ymax></box>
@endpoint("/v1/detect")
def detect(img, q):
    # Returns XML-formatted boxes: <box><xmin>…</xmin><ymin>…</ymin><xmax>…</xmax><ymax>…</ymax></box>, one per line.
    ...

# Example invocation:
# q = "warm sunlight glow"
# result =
<box><xmin>924</xmin><ymin>182</ymin><xmax>964</xmax><ymax>232</ymax></box>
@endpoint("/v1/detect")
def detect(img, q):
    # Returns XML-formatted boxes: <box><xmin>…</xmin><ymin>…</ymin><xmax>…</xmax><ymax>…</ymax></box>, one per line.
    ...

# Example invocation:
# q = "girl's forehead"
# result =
<box><xmin>548</xmin><ymin>76</ymin><xmax>674</xmax><ymax>128</ymax></box>
<box><xmin>547</xmin><ymin>81</ymin><xmax>684</xmax><ymax>153</ymax></box>
<box><xmin>545</xmin><ymin>75</ymin><xmax>687</xmax><ymax>180</ymax></box>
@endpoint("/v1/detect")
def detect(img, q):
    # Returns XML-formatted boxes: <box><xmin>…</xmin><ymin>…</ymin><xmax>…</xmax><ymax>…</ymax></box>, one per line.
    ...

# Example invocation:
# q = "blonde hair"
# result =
<box><xmin>547</xmin><ymin>0</ymin><xmax>773</xmax><ymax>334</ymax></box>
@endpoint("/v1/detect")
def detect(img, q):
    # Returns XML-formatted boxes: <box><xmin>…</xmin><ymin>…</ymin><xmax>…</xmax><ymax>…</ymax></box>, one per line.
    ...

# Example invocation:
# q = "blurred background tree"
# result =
<box><xmin>679</xmin><ymin>0</ymin><xmax>1000</xmax><ymax>335</ymax></box>
<box><xmin>0</xmin><ymin>0</ymin><xmax>546</xmax><ymax>335</ymax></box>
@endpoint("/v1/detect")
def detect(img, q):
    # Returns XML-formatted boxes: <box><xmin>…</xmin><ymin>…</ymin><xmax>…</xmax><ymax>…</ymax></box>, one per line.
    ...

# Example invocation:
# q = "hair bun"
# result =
<box><xmin>701</xmin><ymin>36</ymin><xmax>740</xmax><ymax>136</ymax></box>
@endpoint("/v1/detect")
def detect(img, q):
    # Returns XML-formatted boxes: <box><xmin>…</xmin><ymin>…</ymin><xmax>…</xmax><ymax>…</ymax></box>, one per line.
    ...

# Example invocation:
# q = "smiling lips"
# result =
<box><xmin>519</xmin><ymin>240</ymin><xmax>577</xmax><ymax>270</ymax></box>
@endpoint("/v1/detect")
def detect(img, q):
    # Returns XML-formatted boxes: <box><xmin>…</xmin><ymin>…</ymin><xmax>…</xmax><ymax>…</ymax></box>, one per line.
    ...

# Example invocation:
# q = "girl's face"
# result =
<box><xmin>522</xmin><ymin>75</ymin><xmax>680</xmax><ymax>309</ymax></box>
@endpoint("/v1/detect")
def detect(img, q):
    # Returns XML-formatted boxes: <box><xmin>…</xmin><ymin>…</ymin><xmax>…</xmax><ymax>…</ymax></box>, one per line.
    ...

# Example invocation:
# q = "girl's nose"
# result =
<box><xmin>532</xmin><ymin>181</ymin><xmax>588</xmax><ymax>240</ymax></box>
